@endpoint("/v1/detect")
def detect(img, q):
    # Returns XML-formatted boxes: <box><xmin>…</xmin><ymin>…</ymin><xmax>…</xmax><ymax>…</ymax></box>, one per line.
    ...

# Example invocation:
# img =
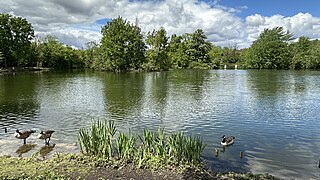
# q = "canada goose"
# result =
<box><xmin>221</xmin><ymin>135</ymin><xmax>235</xmax><ymax>146</ymax></box>
<box><xmin>38</xmin><ymin>130</ymin><xmax>55</xmax><ymax>145</ymax></box>
<box><xmin>14</xmin><ymin>129</ymin><xmax>36</xmax><ymax>144</ymax></box>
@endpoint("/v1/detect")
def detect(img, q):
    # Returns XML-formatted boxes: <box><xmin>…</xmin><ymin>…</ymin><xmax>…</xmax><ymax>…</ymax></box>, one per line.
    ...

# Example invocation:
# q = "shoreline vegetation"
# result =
<box><xmin>0</xmin><ymin>67</ymin><xmax>50</xmax><ymax>73</ymax></box>
<box><xmin>1</xmin><ymin>13</ymin><xmax>320</xmax><ymax>72</ymax></box>
<box><xmin>0</xmin><ymin>120</ymin><xmax>279</xmax><ymax>179</ymax></box>
<box><xmin>0</xmin><ymin>154</ymin><xmax>278</xmax><ymax>180</ymax></box>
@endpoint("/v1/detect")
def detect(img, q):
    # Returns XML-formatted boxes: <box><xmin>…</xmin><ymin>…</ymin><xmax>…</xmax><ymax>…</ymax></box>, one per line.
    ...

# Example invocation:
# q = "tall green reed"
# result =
<box><xmin>78</xmin><ymin>120</ymin><xmax>206</xmax><ymax>168</ymax></box>
<box><xmin>78</xmin><ymin>120</ymin><xmax>116</xmax><ymax>159</ymax></box>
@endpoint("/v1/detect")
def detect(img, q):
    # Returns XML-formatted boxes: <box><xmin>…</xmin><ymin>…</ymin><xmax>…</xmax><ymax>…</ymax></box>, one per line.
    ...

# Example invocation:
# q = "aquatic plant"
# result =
<box><xmin>78</xmin><ymin>120</ymin><xmax>206</xmax><ymax>169</ymax></box>
<box><xmin>79</xmin><ymin>120</ymin><xmax>117</xmax><ymax>159</ymax></box>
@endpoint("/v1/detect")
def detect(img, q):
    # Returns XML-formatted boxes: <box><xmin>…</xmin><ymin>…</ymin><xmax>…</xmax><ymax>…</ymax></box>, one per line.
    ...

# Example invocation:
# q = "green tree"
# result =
<box><xmin>100</xmin><ymin>17</ymin><xmax>146</xmax><ymax>71</ymax></box>
<box><xmin>37</xmin><ymin>35</ymin><xmax>84</xmax><ymax>69</ymax></box>
<box><xmin>168</xmin><ymin>34</ymin><xmax>190</xmax><ymax>68</ymax></box>
<box><xmin>84</xmin><ymin>41</ymin><xmax>100</xmax><ymax>68</ymax></box>
<box><xmin>23</xmin><ymin>41</ymin><xmax>39</xmax><ymax>67</ymax></box>
<box><xmin>168</xmin><ymin>34</ymin><xmax>182</xmax><ymax>68</ymax></box>
<box><xmin>38</xmin><ymin>35</ymin><xmax>64</xmax><ymax>68</ymax></box>
<box><xmin>144</xmin><ymin>27</ymin><xmax>169</xmax><ymax>71</ymax></box>
<box><xmin>208</xmin><ymin>45</ymin><xmax>223</xmax><ymax>68</ymax></box>
<box><xmin>186</xmin><ymin>29</ymin><xmax>212</xmax><ymax>64</ymax></box>
<box><xmin>0</xmin><ymin>13</ymin><xmax>34</xmax><ymax>67</ymax></box>
<box><xmin>305</xmin><ymin>40</ymin><xmax>320</xmax><ymax>69</ymax></box>
<box><xmin>290</xmin><ymin>36</ymin><xmax>312</xmax><ymax>69</ymax></box>
<box><xmin>168</xmin><ymin>29</ymin><xmax>212</xmax><ymax>69</ymax></box>
<box><xmin>245</xmin><ymin>27</ymin><xmax>293</xmax><ymax>69</ymax></box>
<box><xmin>220</xmin><ymin>44</ymin><xmax>241</xmax><ymax>64</ymax></box>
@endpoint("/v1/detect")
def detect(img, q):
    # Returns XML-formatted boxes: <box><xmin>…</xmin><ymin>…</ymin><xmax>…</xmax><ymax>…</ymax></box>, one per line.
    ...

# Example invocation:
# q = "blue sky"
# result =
<box><xmin>95</xmin><ymin>18</ymin><xmax>112</xmax><ymax>25</ymax></box>
<box><xmin>200</xmin><ymin>0</ymin><xmax>320</xmax><ymax>17</ymax></box>
<box><xmin>1</xmin><ymin>0</ymin><xmax>319</xmax><ymax>48</ymax></box>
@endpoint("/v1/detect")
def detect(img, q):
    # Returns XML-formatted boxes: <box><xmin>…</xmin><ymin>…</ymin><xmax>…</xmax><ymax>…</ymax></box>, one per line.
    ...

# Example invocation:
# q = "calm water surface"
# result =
<box><xmin>0</xmin><ymin>69</ymin><xmax>320</xmax><ymax>179</ymax></box>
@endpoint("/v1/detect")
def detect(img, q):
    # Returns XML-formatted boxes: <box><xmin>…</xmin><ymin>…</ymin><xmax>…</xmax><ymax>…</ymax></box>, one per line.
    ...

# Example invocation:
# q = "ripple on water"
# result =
<box><xmin>1</xmin><ymin>70</ymin><xmax>320</xmax><ymax>179</ymax></box>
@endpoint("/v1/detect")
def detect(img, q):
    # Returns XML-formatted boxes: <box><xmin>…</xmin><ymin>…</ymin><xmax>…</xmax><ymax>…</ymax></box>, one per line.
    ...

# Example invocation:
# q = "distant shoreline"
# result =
<box><xmin>0</xmin><ymin>67</ymin><xmax>50</xmax><ymax>74</ymax></box>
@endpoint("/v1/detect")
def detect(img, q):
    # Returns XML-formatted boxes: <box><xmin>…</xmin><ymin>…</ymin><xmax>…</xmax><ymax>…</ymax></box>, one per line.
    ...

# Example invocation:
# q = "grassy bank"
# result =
<box><xmin>0</xmin><ymin>154</ymin><xmax>279</xmax><ymax>180</ymax></box>
<box><xmin>0</xmin><ymin>153</ymin><xmax>91</xmax><ymax>179</ymax></box>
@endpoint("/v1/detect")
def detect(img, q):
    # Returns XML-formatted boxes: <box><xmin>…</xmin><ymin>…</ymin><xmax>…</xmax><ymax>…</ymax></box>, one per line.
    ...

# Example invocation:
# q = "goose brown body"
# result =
<box><xmin>14</xmin><ymin>130</ymin><xmax>36</xmax><ymax>144</ymax></box>
<box><xmin>221</xmin><ymin>135</ymin><xmax>235</xmax><ymax>146</ymax></box>
<box><xmin>38</xmin><ymin>130</ymin><xmax>55</xmax><ymax>145</ymax></box>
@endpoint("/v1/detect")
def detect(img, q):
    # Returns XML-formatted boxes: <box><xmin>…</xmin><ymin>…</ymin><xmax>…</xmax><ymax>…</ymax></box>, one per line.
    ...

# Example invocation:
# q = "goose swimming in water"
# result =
<box><xmin>38</xmin><ymin>130</ymin><xmax>55</xmax><ymax>145</ymax></box>
<box><xmin>14</xmin><ymin>129</ymin><xmax>36</xmax><ymax>144</ymax></box>
<box><xmin>221</xmin><ymin>135</ymin><xmax>235</xmax><ymax>146</ymax></box>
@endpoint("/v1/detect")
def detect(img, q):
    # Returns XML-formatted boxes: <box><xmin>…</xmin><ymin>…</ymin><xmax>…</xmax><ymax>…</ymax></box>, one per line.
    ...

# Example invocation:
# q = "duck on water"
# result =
<box><xmin>221</xmin><ymin>135</ymin><xmax>235</xmax><ymax>146</ymax></box>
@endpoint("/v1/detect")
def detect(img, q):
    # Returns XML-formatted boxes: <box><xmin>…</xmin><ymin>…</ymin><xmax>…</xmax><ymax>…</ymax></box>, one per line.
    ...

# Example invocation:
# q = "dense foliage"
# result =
<box><xmin>99</xmin><ymin>17</ymin><xmax>146</xmax><ymax>71</ymax></box>
<box><xmin>144</xmin><ymin>27</ymin><xmax>169</xmax><ymax>71</ymax></box>
<box><xmin>1</xmin><ymin>13</ymin><xmax>320</xmax><ymax>71</ymax></box>
<box><xmin>243</xmin><ymin>27</ymin><xmax>293</xmax><ymax>69</ymax></box>
<box><xmin>242</xmin><ymin>27</ymin><xmax>320</xmax><ymax>70</ymax></box>
<box><xmin>0</xmin><ymin>13</ymin><xmax>34</xmax><ymax>67</ymax></box>
<box><xmin>168</xmin><ymin>29</ymin><xmax>213</xmax><ymax>69</ymax></box>
<box><xmin>37</xmin><ymin>35</ymin><xmax>84</xmax><ymax>69</ymax></box>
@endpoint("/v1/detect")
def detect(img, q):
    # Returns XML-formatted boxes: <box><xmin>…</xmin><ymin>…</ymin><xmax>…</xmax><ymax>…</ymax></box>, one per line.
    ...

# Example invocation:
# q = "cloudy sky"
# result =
<box><xmin>1</xmin><ymin>0</ymin><xmax>320</xmax><ymax>49</ymax></box>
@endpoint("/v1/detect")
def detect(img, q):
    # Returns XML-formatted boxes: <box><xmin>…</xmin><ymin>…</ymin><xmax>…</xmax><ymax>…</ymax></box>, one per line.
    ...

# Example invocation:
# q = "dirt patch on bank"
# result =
<box><xmin>72</xmin><ymin>165</ymin><xmax>276</xmax><ymax>180</ymax></box>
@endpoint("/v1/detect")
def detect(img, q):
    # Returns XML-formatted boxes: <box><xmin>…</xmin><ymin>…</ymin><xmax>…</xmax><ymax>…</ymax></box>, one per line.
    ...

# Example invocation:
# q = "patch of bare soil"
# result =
<box><xmin>70</xmin><ymin>164</ymin><xmax>278</xmax><ymax>180</ymax></box>
<box><xmin>70</xmin><ymin>164</ymin><xmax>217</xmax><ymax>180</ymax></box>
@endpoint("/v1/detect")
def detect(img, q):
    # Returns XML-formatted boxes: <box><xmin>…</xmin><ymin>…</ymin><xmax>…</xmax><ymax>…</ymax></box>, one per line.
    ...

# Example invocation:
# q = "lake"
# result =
<box><xmin>0</xmin><ymin>69</ymin><xmax>320</xmax><ymax>179</ymax></box>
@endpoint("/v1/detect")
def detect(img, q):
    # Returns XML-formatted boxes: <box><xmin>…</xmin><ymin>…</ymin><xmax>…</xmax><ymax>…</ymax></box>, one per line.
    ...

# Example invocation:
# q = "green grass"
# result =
<box><xmin>78</xmin><ymin>120</ymin><xmax>206</xmax><ymax>169</ymax></box>
<box><xmin>0</xmin><ymin>153</ymin><xmax>92</xmax><ymax>179</ymax></box>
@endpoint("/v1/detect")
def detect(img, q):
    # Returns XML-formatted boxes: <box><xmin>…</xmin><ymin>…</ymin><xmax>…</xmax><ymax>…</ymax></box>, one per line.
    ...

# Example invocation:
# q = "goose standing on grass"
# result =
<box><xmin>14</xmin><ymin>129</ymin><xmax>36</xmax><ymax>144</ymax></box>
<box><xmin>221</xmin><ymin>135</ymin><xmax>235</xmax><ymax>146</ymax></box>
<box><xmin>38</xmin><ymin>130</ymin><xmax>55</xmax><ymax>145</ymax></box>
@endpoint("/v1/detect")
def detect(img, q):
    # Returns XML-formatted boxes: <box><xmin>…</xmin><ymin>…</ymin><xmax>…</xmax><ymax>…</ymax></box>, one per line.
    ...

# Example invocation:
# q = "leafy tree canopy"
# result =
<box><xmin>245</xmin><ymin>27</ymin><xmax>293</xmax><ymax>69</ymax></box>
<box><xmin>144</xmin><ymin>27</ymin><xmax>169</xmax><ymax>71</ymax></box>
<box><xmin>0</xmin><ymin>13</ymin><xmax>34</xmax><ymax>67</ymax></box>
<box><xmin>100</xmin><ymin>16</ymin><xmax>146</xmax><ymax>71</ymax></box>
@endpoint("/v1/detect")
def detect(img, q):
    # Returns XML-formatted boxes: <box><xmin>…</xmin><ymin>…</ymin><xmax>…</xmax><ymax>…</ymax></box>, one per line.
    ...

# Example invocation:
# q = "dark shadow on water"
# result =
<box><xmin>39</xmin><ymin>143</ymin><xmax>56</xmax><ymax>159</ymax></box>
<box><xmin>15</xmin><ymin>144</ymin><xmax>36</xmax><ymax>157</ymax></box>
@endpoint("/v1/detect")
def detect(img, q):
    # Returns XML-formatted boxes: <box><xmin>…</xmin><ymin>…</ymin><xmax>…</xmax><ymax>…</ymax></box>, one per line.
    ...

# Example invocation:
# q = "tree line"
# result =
<box><xmin>1</xmin><ymin>13</ymin><xmax>320</xmax><ymax>71</ymax></box>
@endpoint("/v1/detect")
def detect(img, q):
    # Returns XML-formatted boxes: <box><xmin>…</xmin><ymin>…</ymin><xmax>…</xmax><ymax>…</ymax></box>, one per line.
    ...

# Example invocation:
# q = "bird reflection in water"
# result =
<box><xmin>39</xmin><ymin>143</ymin><xmax>56</xmax><ymax>159</ymax></box>
<box><xmin>15</xmin><ymin>144</ymin><xmax>36</xmax><ymax>157</ymax></box>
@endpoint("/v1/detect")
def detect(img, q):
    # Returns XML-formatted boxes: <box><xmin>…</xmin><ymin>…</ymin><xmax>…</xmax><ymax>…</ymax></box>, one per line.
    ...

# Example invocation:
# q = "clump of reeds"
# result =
<box><xmin>78</xmin><ymin>120</ymin><xmax>116</xmax><ymax>159</ymax></box>
<box><xmin>78</xmin><ymin>120</ymin><xmax>206</xmax><ymax>169</ymax></box>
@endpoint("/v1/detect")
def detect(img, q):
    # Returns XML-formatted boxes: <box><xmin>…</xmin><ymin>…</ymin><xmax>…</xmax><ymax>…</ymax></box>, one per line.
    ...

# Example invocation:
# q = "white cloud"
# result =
<box><xmin>0</xmin><ymin>0</ymin><xmax>319</xmax><ymax>49</ymax></box>
<box><xmin>246</xmin><ymin>13</ymin><xmax>320</xmax><ymax>44</ymax></box>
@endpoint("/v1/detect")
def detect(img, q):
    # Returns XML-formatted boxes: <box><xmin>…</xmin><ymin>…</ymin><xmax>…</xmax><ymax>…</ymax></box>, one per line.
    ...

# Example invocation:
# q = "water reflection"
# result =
<box><xmin>16</xmin><ymin>144</ymin><xmax>36</xmax><ymax>157</ymax></box>
<box><xmin>0</xmin><ymin>73</ymin><xmax>40</xmax><ymax>128</ymax></box>
<box><xmin>0</xmin><ymin>70</ymin><xmax>320</xmax><ymax>179</ymax></box>
<box><xmin>39</xmin><ymin>144</ymin><xmax>56</xmax><ymax>159</ymax></box>
<box><xmin>103</xmin><ymin>72</ymin><xmax>145</xmax><ymax>121</ymax></box>
<box><xmin>243</xmin><ymin>70</ymin><xmax>320</xmax><ymax>179</ymax></box>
